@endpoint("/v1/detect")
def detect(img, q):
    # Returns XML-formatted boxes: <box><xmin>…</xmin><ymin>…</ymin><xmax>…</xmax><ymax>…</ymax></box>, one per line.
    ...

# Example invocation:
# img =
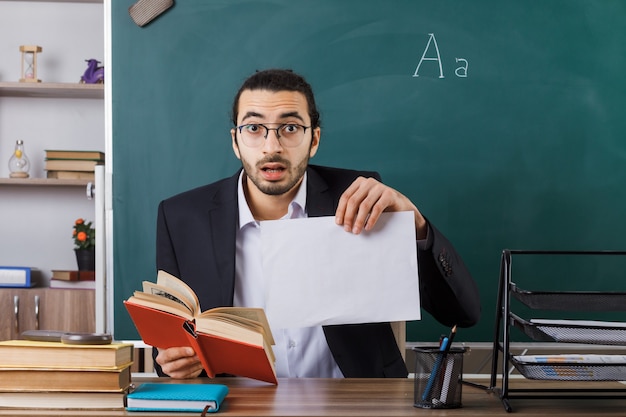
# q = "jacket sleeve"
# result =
<box><xmin>417</xmin><ymin>221</ymin><xmax>481</xmax><ymax>328</ymax></box>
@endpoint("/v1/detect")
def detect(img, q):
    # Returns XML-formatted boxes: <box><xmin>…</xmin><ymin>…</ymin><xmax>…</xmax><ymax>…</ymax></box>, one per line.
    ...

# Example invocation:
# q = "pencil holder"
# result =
<box><xmin>413</xmin><ymin>346</ymin><xmax>467</xmax><ymax>409</ymax></box>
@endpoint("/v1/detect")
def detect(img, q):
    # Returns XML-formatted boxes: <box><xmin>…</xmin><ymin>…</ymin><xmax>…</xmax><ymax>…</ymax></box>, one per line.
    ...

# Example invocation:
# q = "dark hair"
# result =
<box><xmin>231</xmin><ymin>69</ymin><xmax>320</xmax><ymax>129</ymax></box>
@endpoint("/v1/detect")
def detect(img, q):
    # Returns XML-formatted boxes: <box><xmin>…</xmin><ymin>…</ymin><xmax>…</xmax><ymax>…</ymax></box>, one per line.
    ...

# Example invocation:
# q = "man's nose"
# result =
<box><xmin>262</xmin><ymin>129</ymin><xmax>283</xmax><ymax>151</ymax></box>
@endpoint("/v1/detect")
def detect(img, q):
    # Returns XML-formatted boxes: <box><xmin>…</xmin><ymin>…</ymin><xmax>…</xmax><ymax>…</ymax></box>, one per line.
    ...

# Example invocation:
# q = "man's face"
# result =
<box><xmin>231</xmin><ymin>89</ymin><xmax>320</xmax><ymax>196</ymax></box>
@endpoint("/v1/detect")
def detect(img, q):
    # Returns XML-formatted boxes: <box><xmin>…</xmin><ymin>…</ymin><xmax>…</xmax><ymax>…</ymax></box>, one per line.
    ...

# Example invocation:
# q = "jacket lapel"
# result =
<box><xmin>306</xmin><ymin>166</ymin><xmax>335</xmax><ymax>217</ymax></box>
<box><xmin>206</xmin><ymin>171</ymin><xmax>240</xmax><ymax>305</ymax></box>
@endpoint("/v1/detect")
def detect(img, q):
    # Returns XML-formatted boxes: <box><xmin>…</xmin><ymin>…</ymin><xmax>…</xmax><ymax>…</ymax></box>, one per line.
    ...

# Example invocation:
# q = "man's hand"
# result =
<box><xmin>335</xmin><ymin>176</ymin><xmax>427</xmax><ymax>239</ymax></box>
<box><xmin>155</xmin><ymin>346</ymin><xmax>204</xmax><ymax>379</ymax></box>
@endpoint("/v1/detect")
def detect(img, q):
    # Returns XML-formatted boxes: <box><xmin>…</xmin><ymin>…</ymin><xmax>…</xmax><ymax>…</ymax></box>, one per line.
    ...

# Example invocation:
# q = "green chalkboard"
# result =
<box><xmin>112</xmin><ymin>0</ymin><xmax>626</xmax><ymax>342</ymax></box>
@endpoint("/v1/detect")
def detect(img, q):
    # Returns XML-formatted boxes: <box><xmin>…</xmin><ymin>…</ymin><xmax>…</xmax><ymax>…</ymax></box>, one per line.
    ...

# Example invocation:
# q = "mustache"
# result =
<box><xmin>257</xmin><ymin>155</ymin><xmax>291</xmax><ymax>167</ymax></box>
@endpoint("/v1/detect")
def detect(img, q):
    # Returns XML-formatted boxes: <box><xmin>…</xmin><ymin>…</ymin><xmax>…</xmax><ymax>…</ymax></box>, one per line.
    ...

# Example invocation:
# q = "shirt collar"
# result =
<box><xmin>237</xmin><ymin>171</ymin><xmax>308</xmax><ymax>229</ymax></box>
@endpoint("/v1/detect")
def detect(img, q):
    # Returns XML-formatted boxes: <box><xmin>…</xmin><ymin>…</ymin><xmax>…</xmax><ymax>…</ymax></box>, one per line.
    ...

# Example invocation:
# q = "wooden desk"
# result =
<box><xmin>1</xmin><ymin>377</ymin><xmax>625</xmax><ymax>416</ymax></box>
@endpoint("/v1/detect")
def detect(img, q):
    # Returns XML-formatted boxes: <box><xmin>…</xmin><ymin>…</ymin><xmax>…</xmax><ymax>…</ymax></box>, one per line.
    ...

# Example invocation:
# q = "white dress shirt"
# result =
<box><xmin>234</xmin><ymin>172</ymin><xmax>343</xmax><ymax>378</ymax></box>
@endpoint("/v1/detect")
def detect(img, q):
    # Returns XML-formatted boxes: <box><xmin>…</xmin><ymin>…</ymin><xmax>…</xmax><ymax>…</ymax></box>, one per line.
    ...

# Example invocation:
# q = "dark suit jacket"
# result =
<box><xmin>156</xmin><ymin>165</ymin><xmax>481</xmax><ymax>378</ymax></box>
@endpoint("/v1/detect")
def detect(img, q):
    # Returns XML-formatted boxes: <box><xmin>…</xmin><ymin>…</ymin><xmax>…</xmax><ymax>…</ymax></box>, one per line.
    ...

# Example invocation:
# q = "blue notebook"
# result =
<box><xmin>126</xmin><ymin>383</ymin><xmax>228</xmax><ymax>413</ymax></box>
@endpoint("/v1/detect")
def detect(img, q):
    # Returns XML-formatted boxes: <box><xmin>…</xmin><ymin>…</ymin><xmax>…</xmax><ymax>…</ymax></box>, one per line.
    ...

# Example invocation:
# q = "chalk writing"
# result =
<box><xmin>413</xmin><ymin>33</ymin><xmax>468</xmax><ymax>78</ymax></box>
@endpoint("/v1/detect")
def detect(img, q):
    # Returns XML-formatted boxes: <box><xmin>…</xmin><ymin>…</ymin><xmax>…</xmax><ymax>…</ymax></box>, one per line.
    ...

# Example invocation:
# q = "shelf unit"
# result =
<box><xmin>488</xmin><ymin>250</ymin><xmax>626</xmax><ymax>412</ymax></box>
<box><xmin>0</xmin><ymin>0</ymin><xmax>104</xmax><ymax>307</ymax></box>
<box><xmin>0</xmin><ymin>82</ymin><xmax>103</xmax><ymax>99</ymax></box>
<box><xmin>0</xmin><ymin>178</ymin><xmax>90</xmax><ymax>187</ymax></box>
<box><xmin>2</xmin><ymin>0</ymin><xmax>101</xmax><ymax>3</ymax></box>
<box><xmin>0</xmin><ymin>83</ymin><xmax>103</xmax><ymax>186</ymax></box>
<box><xmin>0</xmin><ymin>81</ymin><xmax>102</xmax><ymax>189</ymax></box>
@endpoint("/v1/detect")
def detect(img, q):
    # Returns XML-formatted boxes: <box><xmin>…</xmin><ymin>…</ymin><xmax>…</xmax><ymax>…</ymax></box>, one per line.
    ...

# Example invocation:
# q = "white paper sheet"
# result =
<box><xmin>261</xmin><ymin>211</ymin><xmax>421</xmax><ymax>329</ymax></box>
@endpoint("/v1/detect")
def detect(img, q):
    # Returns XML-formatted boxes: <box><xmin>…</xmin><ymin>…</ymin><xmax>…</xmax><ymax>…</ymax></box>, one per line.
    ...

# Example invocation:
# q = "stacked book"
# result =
<box><xmin>0</xmin><ymin>339</ymin><xmax>134</xmax><ymax>410</ymax></box>
<box><xmin>50</xmin><ymin>269</ymin><xmax>96</xmax><ymax>290</ymax></box>
<box><xmin>45</xmin><ymin>149</ymin><xmax>105</xmax><ymax>181</ymax></box>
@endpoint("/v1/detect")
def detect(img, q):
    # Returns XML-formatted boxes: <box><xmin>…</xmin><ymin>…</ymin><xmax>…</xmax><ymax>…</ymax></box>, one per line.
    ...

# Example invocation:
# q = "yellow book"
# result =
<box><xmin>46</xmin><ymin>170</ymin><xmax>96</xmax><ymax>180</ymax></box>
<box><xmin>44</xmin><ymin>150</ymin><xmax>105</xmax><ymax>160</ymax></box>
<box><xmin>44</xmin><ymin>159</ymin><xmax>103</xmax><ymax>172</ymax></box>
<box><xmin>0</xmin><ymin>363</ymin><xmax>132</xmax><ymax>392</ymax></box>
<box><xmin>0</xmin><ymin>340</ymin><xmax>133</xmax><ymax>369</ymax></box>
<box><xmin>0</xmin><ymin>391</ymin><xmax>126</xmax><ymax>410</ymax></box>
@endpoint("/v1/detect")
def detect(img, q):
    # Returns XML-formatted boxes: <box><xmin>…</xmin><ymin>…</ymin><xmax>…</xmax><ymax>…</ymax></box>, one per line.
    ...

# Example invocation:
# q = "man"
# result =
<box><xmin>155</xmin><ymin>69</ymin><xmax>480</xmax><ymax>379</ymax></box>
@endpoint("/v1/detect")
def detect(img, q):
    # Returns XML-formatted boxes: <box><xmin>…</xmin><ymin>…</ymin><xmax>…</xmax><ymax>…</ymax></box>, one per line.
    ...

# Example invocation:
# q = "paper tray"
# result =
<box><xmin>510</xmin><ymin>356</ymin><xmax>626</xmax><ymax>381</ymax></box>
<box><xmin>511</xmin><ymin>314</ymin><xmax>626</xmax><ymax>345</ymax></box>
<box><xmin>510</xmin><ymin>284</ymin><xmax>626</xmax><ymax>311</ymax></box>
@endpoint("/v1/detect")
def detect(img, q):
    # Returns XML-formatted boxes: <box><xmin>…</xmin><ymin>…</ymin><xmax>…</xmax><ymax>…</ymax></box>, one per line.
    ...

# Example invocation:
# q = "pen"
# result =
<box><xmin>446</xmin><ymin>325</ymin><xmax>457</xmax><ymax>347</ymax></box>
<box><xmin>439</xmin><ymin>325</ymin><xmax>458</xmax><ymax>403</ymax></box>
<box><xmin>421</xmin><ymin>325</ymin><xmax>457</xmax><ymax>402</ymax></box>
<box><xmin>421</xmin><ymin>336</ymin><xmax>449</xmax><ymax>401</ymax></box>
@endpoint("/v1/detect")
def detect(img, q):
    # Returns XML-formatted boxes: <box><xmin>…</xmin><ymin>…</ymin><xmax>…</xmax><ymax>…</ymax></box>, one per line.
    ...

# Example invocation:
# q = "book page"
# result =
<box><xmin>128</xmin><ymin>292</ymin><xmax>194</xmax><ymax>321</ymax></box>
<box><xmin>194</xmin><ymin>317</ymin><xmax>265</xmax><ymax>347</ymax></box>
<box><xmin>142</xmin><ymin>281</ymin><xmax>197</xmax><ymax>316</ymax></box>
<box><xmin>197</xmin><ymin>309</ymin><xmax>275</xmax><ymax>346</ymax></box>
<box><xmin>156</xmin><ymin>270</ymin><xmax>201</xmax><ymax>313</ymax></box>
<box><xmin>202</xmin><ymin>307</ymin><xmax>274</xmax><ymax>344</ymax></box>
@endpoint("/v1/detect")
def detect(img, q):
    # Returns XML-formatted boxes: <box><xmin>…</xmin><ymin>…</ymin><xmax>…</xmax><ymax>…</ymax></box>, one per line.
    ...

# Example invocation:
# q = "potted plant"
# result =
<box><xmin>73</xmin><ymin>218</ymin><xmax>95</xmax><ymax>271</ymax></box>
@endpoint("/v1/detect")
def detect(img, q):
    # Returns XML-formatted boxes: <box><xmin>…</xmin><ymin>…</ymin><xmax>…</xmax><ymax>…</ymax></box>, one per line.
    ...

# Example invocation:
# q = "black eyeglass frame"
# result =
<box><xmin>236</xmin><ymin>123</ymin><xmax>311</xmax><ymax>147</ymax></box>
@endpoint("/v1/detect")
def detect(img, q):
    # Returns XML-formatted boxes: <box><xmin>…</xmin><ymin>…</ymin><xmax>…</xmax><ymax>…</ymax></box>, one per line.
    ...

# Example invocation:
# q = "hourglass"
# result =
<box><xmin>19</xmin><ymin>45</ymin><xmax>42</xmax><ymax>83</ymax></box>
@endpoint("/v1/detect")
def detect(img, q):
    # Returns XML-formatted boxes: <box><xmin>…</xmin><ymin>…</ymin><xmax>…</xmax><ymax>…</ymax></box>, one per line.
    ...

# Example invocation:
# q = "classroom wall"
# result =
<box><xmin>111</xmin><ymin>0</ymin><xmax>626</xmax><ymax>341</ymax></box>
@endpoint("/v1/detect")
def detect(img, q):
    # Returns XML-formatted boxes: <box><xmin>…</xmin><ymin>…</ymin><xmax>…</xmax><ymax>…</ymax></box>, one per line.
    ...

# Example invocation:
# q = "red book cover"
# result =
<box><xmin>124</xmin><ymin>301</ymin><xmax>277</xmax><ymax>384</ymax></box>
<box><xmin>124</xmin><ymin>301</ymin><xmax>190</xmax><ymax>348</ymax></box>
<box><xmin>183</xmin><ymin>325</ymin><xmax>277</xmax><ymax>384</ymax></box>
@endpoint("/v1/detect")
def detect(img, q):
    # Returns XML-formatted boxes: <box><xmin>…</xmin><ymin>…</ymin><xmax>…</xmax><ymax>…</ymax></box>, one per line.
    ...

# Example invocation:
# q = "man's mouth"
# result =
<box><xmin>262</xmin><ymin>167</ymin><xmax>284</xmax><ymax>173</ymax></box>
<box><xmin>260</xmin><ymin>163</ymin><xmax>286</xmax><ymax>180</ymax></box>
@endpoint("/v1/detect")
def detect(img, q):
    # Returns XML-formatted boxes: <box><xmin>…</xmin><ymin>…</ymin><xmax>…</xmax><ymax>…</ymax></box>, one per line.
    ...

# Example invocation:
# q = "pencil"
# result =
<box><xmin>439</xmin><ymin>325</ymin><xmax>458</xmax><ymax>404</ymax></box>
<box><xmin>421</xmin><ymin>325</ymin><xmax>457</xmax><ymax>402</ymax></box>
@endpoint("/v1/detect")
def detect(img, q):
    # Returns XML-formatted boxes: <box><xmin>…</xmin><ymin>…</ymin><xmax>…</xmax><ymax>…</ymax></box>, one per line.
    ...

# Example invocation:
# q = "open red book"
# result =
<box><xmin>124</xmin><ymin>270</ymin><xmax>277</xmax><ymax>384</ymax></box>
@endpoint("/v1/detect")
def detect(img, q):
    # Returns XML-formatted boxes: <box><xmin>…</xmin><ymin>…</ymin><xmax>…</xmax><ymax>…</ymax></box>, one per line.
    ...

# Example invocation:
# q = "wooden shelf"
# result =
<box><xmin>3</xmin><ymin>0</ymin><xmax>102</xmax><ymax>3</ymax></box>
<box><xmin>0</xmin><ymin>82</ymin><xmax>103</xmax><ymax>99</ymax></box>
<box><xmin>0</xmin><ymin>178</ymin><xmax>90</xmax><ymax>187</ymax></box>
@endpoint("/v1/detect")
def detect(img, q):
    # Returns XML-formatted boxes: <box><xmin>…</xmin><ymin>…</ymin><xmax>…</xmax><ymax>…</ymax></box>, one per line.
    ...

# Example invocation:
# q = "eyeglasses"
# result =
<box><xmin>236</xmin><ymin>123</ymin><xmax>310</xmax><ymax>148</ymax></box>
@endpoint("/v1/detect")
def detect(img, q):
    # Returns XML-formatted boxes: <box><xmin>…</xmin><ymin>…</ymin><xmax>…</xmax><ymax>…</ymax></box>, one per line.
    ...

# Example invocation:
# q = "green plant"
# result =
<box><xmin>73</xmin><ymin>218</ymin><xmax>95</xmax><ymax>250</ymax></box>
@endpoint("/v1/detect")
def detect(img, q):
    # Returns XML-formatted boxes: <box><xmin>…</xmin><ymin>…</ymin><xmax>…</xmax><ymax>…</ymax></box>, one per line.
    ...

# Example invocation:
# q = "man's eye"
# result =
<box><xmin>245</xmin><ymin>124</ymin><xmax>261</xmax><ymax>133</ymax></box>
<box><xmin>282</xmin><ymin>124</ymin><xmax>299</xmax><ymax>134</ymax></box>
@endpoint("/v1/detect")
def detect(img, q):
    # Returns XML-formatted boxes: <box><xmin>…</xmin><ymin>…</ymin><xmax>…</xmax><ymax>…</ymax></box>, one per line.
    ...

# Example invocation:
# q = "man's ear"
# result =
<box><xmin>309</xmin><ymin>127</ymin><xmax>321</xmax><ymax>158</ymax></box>
<box><xmin>231</xmin><ymin>129</ymin><xmax>241</xmax><ymax>160</ymax></box>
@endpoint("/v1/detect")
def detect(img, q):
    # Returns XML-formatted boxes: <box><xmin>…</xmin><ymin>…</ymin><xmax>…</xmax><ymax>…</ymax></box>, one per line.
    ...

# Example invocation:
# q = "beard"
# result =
<box><xmin>241</xmin><ymin>154</ymin><xmax>309</xmax><ymax>196</ymax></box>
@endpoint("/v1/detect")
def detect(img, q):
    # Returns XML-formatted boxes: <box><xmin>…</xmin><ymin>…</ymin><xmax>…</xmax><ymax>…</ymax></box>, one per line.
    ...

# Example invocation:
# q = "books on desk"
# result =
<box><xmin>125</xmin><ymin>383</ymin><xmax>229</xmax><ymax>412</ymax></box>
<box><xmin>0</xmin><ymin>391</ymin><xmax>128</xmax><ymax>410</ymax></box>
<box><xmin>124</xmin><ymin>270</ymin><xmax>277</xmax><ymax>384</ymax></box>
<box><xmin>0</xmin><ymin>364</ymin><xmax>131</xmax><ymax>392</ymax></box>
<box><xmin>0</xmin><ymin>340</ymin><xmax>134</xmax><ymax>410</ymax></box>
<box><xmin>0</xmin><ymin>340</ymin><xmax>133</xmax><ymax>368</ymax></box>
